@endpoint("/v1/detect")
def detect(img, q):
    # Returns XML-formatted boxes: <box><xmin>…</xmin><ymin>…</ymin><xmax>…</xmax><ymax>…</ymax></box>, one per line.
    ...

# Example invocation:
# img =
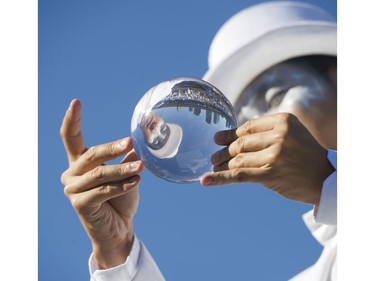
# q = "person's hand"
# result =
<box><xmin>60</xmin><ymin>99</ymin><xmax>144</xmax><ymax>269</ymax></box>
<box><xmin>200</xmin><ymin>113</ymin><xmax>335</xmax><ymax>205</ymax></box>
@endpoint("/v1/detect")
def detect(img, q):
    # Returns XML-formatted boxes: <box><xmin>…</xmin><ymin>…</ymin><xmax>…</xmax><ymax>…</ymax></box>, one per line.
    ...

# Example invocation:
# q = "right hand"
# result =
<box><xmin>60</xmin><ymin>99</ymin><xmax>145</xmax><ymax>269</ymax></box>
<box><xmin>201</xmin><ymin>113</ymin><xmax>335</xmax><ymax>205</ymax></box>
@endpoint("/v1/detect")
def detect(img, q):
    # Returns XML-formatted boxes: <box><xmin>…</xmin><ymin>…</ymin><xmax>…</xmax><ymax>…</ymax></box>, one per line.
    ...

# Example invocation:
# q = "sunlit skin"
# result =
<box><xmin>60</xmin><ymin>99</ymin><xmax>144</xmax><ymax>269</ymax></box>
<box><xmin>200</xmin><ymin>59</ymin><xmax>337</xmax><ymax>206</ymax></box>
<box><xmin>59</xmin><ymin>58</ymin><xmax>337</xmax><ymax>270</ymax></box>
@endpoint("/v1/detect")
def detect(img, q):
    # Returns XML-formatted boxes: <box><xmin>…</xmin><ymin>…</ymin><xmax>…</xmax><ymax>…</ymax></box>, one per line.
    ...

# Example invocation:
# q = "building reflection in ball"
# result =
<box><xmin>131</xmin><ymin>77</ymin><xmax>237</xmax><ymax>183</ymax></box>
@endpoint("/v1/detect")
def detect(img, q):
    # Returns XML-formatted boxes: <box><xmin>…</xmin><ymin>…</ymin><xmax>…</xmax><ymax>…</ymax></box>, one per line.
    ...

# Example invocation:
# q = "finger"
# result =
<box><xmin>60</xmin><ymin>99</ymin><xmax>86</xmax><ymax>163</ymax></box>
<box><xmin>214</xmin><ymin>128</ymin><xmax>238</xmax><ymax>146</ymax></box>
<box><xmin>215</xmin><ymin>147</ymin><xmax>275</xmax><ymax>172</ymax></box>
<box><xmin>64</xmin><ymin>160</ymin><xmax>144</xmax><ymax>195</ymax></box>
<box><xmin>200</xmin><ymin>168</ymin><xmax>267</xmax><ymax>186</ymax></box>
<box><xmin>71</xmin><ymin>137</ymin><xmax>134</xmax><ymax>175</ymax></box>
<box><xmin>211</xmin><ymin>131</ymin><xmax>274</xmax><ymax>166</ymax></box>
<box><xmin>210</xmin><ymin>146</ymin><xmax>231</xmax><ymax>166</ymax></box>
<box><xmin>214</xmin><ymin>114</ymin><xmax>279</xmax><ymax>146</ymax></box>
<box><xmin>71</xmin><ymin>176</ymin><xmax>141</xmax><ymax>210</ymax></box>
<box><xmin>235</xmin><ymin>115</ymin><xmax>278</xmax><ymax>137</ymax></box>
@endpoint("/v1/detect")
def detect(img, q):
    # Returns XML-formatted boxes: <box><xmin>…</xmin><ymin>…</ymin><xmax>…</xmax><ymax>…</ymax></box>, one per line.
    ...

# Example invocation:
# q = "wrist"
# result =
<box><xmin>92</xmin><ymin>230</ymin><xmax>134</xmax><ymax>269</ymax></box>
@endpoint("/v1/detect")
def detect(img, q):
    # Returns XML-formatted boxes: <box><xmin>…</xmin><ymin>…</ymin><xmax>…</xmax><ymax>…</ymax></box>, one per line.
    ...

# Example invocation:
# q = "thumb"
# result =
<box><xmin>60</xmin><ymin>99</ymin><xmax>86</xmax><ymax>163</ymax></box>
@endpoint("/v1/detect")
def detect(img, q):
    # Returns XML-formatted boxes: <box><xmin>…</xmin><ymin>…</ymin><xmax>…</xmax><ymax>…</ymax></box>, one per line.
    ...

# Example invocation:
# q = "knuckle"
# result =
<box><xmin>275</xmin><ymin>114</ymin><xmax>289</xmax><ymax>129</ymax></box>
<box><xmin>235</xmin><ymin>136</ymin><xmax>246</xmax><ymax>153</ymax></box>
<box><xmin>232</xmin><ymin>169</ymin><xmax>247</xmax><ymax>182</ymax></box>
<box><xmin>63</xmin><ymin>185</ymin><xmax>71</xmax><ymax>197</ymax></box>
<box><xmin>107</xmin><ymin>142</ymin><xmax>118</xmax><ymax>156</ymax></box>
<box><xmin>99</xmin><ymin>184</ymin><xmax>121</xmax><ymax>195</ymax></box>
<box><xmin>60</xmin><ymin>170</ymin><xmax>68</xmax><ymax>185</ymax></box>
<box><xmin>70</xmin><ymin>196</ymin><xmax>84</xmax><ymax>211</ymax></box>
<box><xmin>229</xmin><ymin>154</ymin><xmax>245</xmax><ymax>169</ymax></box>
<box><xmin>242</xmin><ymin>119</ymin><xmax>254</xmax><ymax>133</ymax></box>
<box><xmin>85</xmin><ymin>146</ymin><xmax>97</xmax><ymax>162</ymax></box>
<box><xmin>275</xmin><ymin>112</ymin><xmax>295</xmax><ymax>130</ymax></box>
<box><xmin>90</xmin><ymin>166</ymin><xmax>105</xmax><ymax>181</ymax></box>
<box><xmin>59</xmin><ymin>123</ymin><xmax>69</xmax><ymax>140</ymax></box>
<box><xmin>114</xmin><ymin>165</ymin><xmax>126</xmax><ymax>177</ymax></box>
<box><xmin>276</xmin><ymin>112</ymin><xmax>290</xmax><ymax>122</ymax></box>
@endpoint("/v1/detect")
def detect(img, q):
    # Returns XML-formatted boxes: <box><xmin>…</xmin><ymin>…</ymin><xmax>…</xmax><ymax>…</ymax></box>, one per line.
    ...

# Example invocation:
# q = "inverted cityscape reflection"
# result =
<box><xmin>131</xmin><ymin>77</ymin><xmax>238</xmax><ymax>183</ymax></box>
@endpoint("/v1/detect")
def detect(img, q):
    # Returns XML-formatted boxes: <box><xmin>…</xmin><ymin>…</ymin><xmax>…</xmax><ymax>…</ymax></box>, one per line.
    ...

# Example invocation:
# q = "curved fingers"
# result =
<box><xmin>227</xmin><ymin>146</ymin><xmax>280</xmax><ymax>170</ymax></box>
<box><xmin>235</xmin><ymin>115</ymin><xmax>276</xmax><ymax>137</ymax></box>
<box><xmin>69</xmin><ymin>176</ymin><xmax>141</xmax><ymax>212</ymax></box>
<box><xmin>211</xmin><ymin>131</ymin><xmax>275</xmax><ymax>166</ymax></box>
<box><xmin>64</xmin><ymin>160</ymin><xmax>144</xmax><ymax>195</ymax></box>
<box><xmin>213</xmin><ymin>114</ymin><xmax>279</xmax><ymax>146</ymax></box>
<box><xmin>69</xmin><ymin>137</ymin><xmax>134</xmax><ymax>176</ymax></box>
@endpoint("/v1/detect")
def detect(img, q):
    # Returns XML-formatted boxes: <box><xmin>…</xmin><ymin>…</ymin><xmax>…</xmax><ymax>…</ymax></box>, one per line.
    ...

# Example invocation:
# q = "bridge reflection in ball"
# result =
<box><xmin>131</xmin><ymin>77</ymin><xmax>238</xmax><ymax>183</ymax></box>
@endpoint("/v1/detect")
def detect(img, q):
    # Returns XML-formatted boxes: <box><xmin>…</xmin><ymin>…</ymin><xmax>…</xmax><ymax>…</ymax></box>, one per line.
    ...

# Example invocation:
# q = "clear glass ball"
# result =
<box><xmin>131</xmin><ymin>77</ymin><xmax>238</xmax><ymax>183</ymax></box>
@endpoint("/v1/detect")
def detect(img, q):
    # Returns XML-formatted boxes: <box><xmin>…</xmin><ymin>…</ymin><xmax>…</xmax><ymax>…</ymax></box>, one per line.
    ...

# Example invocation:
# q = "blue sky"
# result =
<box><xmin>0</xmin><ymin>0</ymin><xmax>375</xmax><ymax>280</ymax></box>
<box><xmin>37</xmin><ymin>0</ymin><xmax>341</xmax><ymax>280</ymax></box>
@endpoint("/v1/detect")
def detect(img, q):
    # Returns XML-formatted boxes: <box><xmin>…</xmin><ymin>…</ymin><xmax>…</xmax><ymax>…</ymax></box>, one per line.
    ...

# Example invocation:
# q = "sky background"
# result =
<box><xmin>38</xmin><ymin>0</ymin><xmax>339</xmax><ymax>280</ymax></box>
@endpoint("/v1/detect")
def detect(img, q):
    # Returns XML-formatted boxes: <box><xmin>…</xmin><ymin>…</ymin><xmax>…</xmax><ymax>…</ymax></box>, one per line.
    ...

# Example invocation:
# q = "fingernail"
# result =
<box><xmin>129</xmin><ymin>161</ymin><xmax>139</xmax><ymax>169</ymax></box>
<box><xmin>203</xmin><ymin>177</ymin><xmax>213</xmax><ymax>186</ymax></box>
<box><xmin>69</xmin><ymin>99</ymin><xmax>80</xmax><ymax>113</ymax></box>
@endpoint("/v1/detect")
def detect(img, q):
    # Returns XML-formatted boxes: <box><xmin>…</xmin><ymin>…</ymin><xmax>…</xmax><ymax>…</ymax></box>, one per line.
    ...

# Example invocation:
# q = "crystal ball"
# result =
<box><xmin>130</xmin><ymin>77</ymin><xmax>238</xmax><ymax>183</ymax></box>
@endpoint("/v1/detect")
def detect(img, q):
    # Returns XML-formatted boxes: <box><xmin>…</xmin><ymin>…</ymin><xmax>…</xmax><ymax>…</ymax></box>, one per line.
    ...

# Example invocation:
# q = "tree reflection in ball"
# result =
<box><xmin>131</xmin><ymin>77</ymin><xmax>238</xmax><ymax>183</ymax></box>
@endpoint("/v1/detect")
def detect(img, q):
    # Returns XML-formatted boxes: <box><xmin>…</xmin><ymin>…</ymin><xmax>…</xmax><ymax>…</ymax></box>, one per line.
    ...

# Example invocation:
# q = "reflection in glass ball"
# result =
<box><xmin>131</xmin><ymin>77</ymin><xmax>238</xmax><ymax>183</ymax></box>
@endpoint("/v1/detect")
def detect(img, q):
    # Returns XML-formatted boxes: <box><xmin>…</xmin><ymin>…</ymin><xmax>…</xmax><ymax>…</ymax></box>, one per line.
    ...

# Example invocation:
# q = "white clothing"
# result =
<box><xmin>89</xmin><ymin>210</ymin><xmax>337</xmax><ymax>281</ymax></box>
<box><xmin>89</xmin><ymin>151</ymin><xmax>337</xmax><ymax>280</ymax></box>
<box><xmin>290</xmin><ymin>211</ymin><xmax>337</xmax><ymax>281</ymax></box>
<box><xmin>89</xmin><ymin>236</ymin><xmax>166</xmax><ymax>281</ymax></box>
<box><xmin>314</xmin><ymin>150</ymin><xmax>337</xmax><ymax>225</ymax></box>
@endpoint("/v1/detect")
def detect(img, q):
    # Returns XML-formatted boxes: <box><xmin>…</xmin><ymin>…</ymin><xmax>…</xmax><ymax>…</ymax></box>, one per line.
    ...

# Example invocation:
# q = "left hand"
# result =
<box><xmin>200</xmin><ymin>113</ymin><xmax>335</xmax><ymax>205</ymax></box>
<box><xmin>60</xmin><ymin>99</ymin><xmax>143</xmax><ymax>269</ymax></box>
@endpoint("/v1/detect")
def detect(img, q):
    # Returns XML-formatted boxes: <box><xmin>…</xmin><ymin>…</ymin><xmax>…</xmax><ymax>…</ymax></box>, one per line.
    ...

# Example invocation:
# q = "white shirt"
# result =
<box><xmin>314</xmin><ymin>150</ymin><xmax>337</xmax><ymax>226</ymax></box>
<box><xmin>89</xmin><ymin>236</ymin><xmax>166</xmax><ymax>281</ymax></box>
<box><xmin>89</xmin><ymin>151</ymin><xmax>337</xmax><ymax>281</ymax></box>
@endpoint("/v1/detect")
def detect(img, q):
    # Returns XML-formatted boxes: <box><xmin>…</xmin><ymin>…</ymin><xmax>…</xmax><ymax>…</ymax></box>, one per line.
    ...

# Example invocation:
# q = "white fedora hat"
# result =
<box><xmin>203</xmin><ymin>1</ymin><xmax>337</xmax><ymax>106</ymax></box>
<box><xmin>147</xmin><ymin>122</ymin><xmax>183</xmax><ymax>159</ymax></box>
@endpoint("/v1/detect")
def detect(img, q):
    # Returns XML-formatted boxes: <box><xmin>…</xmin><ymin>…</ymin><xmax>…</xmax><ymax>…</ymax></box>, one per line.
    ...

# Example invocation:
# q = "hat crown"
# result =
<box><xmin>208</xmin><ymin>1</ymin><xmax>336</xmax><ymax>69</ymax></box>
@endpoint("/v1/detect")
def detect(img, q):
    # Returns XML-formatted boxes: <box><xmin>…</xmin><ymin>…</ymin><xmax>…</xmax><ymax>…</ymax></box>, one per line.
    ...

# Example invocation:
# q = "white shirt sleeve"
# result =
<box><xmin>89</xmin><ymin>235</ymin><xmax>165</xmax><ymax>281</ymax></box>
<box><xmin>289</xmin><ymin>211</ymin><xmax>337</xmax><ymax>281</ymax></box>
<box><xmin>313</xmin><ymin>150</ymin><xmax>337</xmax><ymax>225</ymax></box>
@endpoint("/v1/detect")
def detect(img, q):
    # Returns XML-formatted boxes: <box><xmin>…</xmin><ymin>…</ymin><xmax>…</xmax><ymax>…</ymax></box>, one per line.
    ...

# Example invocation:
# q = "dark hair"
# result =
<box><xmin>288</xmin><ymin>55</ymin><xmax>337</xmax><ymax>83</ymax></box>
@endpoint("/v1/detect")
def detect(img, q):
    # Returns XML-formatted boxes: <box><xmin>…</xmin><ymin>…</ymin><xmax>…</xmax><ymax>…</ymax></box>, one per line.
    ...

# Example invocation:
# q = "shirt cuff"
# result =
<box><xmin>313</xmin><ymin>150</ymin><xmax>337</xmax><ymax>225</ymax></box>
<box><xmin>89</xmin><ymin>235</ymin><xmax>141</xmax><ymax>281</ymax></box>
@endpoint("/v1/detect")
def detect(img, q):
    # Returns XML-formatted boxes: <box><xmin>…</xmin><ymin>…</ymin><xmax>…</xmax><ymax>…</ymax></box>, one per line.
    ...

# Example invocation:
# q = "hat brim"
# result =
<box><xmin>203</xmin><ymin>23</ymin><xmax>337</xmax><ymax>106</ymax></box>
<box><xmin>148</xmin><ymin>123</ymin><xmax>183</xmax><ymax>159</ymax></box>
